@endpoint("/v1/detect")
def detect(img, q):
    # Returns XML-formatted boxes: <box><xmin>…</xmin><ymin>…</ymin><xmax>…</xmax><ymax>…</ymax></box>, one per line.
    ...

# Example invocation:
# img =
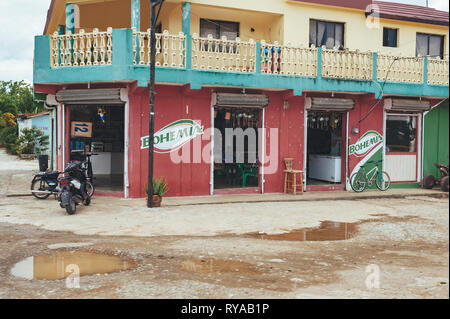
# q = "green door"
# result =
<box><xmin>424</xmin><ymin>100</ymin><xmax>449</xmax><ymax>179</ymax></box>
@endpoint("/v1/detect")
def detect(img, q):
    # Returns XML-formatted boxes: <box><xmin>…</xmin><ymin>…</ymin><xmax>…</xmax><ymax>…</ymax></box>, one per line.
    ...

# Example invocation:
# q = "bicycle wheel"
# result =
<box><xmin>376</xmin><ymin>171</ymin><xmax>391</xmax><ymax>191</ymax></box>
<box><xmin>31</xmin><ymin>178</ymin><xmax>51</xmax><ymax>200</ymax></box>
<box><xmin>86</xmin><ymin>181</ymin><xmax>95</xmax><ymax>198</ymax></box>
<box><xmin>350</xmin><ymin>172</ymin><xmax>367</xmax><ymax>193</ymax></box>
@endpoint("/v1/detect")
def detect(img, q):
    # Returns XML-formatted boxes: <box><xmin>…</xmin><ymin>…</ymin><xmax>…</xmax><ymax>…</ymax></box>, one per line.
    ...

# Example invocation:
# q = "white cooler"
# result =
<box><xmin>308</xmin><ymin>154</ymin><xmax>342</xmax><ymax>183</ymax></box>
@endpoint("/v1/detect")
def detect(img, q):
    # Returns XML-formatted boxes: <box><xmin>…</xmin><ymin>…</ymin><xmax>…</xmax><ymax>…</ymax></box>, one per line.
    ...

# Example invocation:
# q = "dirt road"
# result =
<box><xmin>0</xmin><ymin>149</ymin><xmax>448</xmax><ymax>298</ymax></box>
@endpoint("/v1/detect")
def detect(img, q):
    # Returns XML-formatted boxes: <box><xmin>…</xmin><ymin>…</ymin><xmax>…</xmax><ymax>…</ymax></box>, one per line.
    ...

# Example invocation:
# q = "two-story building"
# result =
<box><xmin>34</xmin><ymin>0</ymin><xmax>449</xmax><ymax>198</ymax></box>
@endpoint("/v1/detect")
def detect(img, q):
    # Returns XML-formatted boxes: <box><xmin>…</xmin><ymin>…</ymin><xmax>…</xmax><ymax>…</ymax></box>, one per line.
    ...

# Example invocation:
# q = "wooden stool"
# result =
<box><xmin>283</xmin><ymin>158</ymin><xmax>304</xmax><ymax>195</ymax></box>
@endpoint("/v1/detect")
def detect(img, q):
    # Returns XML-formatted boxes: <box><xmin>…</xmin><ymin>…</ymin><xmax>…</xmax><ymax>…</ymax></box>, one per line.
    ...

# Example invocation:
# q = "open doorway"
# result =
<box><xmin>213</xmin><ymin>107</ymin><xmax>260</xmax><ymax>190</ymax></box>
<box><xmin>306</xmin><ymin>111</ymin><xmax>345</xmax><ymax>186</ymax></box>
<box><xmin>69</xmin><ymin>105</ymin><xmax>125</xmax><ymax>192</ymax></box>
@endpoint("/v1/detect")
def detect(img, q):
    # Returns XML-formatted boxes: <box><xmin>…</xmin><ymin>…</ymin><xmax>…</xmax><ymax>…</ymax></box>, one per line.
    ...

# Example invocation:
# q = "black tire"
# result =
<box><xmin>350</xmin><ymin>172</ymin><xmax>367</xmax><ymax>193</ymax></box>
<box><xmin>86</xmin><ymin>181</ymin><xmax>95</xmax><ymax>198</ymax></box>
<box><xmin>31</xmin><ymin>178</ymin><xmax>50</xmax><ymax>200</ymax></box>
<box><xmin>441</xmin><ymin>176</ymin><xmax>449</xmax><ymax>192</ymax></box>
<box><xmin>423</xmin><ymin>175</ymin><xmax>436</xmax><ymax>189</ymax></box>
<box><xmin>65</xmin><ymin>198</ymin><xmax>76</xmax><ymax>215</ymax></box>
<box><xmin>84</xmin><ymin>196</ymin><xmax>91</xmax><ymax>206</ymax></box>
<box><xmin>376</xmin><ymin>171</ymin><xmax>391</xmax><ymax>191</ymax></box>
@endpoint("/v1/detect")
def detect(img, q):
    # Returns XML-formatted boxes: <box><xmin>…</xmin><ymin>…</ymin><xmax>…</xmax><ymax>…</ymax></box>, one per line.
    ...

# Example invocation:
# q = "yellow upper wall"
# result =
<box><xmin>45</xmin><ymin>0</ymin><xmax>448</xmax><ymax>57</ymax></box>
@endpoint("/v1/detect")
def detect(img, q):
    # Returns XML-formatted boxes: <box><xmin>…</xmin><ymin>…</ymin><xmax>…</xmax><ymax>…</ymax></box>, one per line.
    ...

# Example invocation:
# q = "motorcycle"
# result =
<box><xmin>58</xmin><ymin>162</ymin><xmax>91</xmax><ymax>215</ymax></box>
<box><xmin>31</xmin><ymin>170</ymin><xmax>61</xmax><ymax>200</ymax></box>
<box><xmin>423</xmin><ymin>163</ymin><xmax>449</xmax><ymax>192</ymax></box>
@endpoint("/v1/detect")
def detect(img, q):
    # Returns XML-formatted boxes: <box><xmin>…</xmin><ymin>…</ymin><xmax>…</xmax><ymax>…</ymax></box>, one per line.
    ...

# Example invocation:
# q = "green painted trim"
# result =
<box><xmin>112</xmin><ymin>29</ymin><xmax>134</xmax><ymax>67</ymax></box>
<box><xmin>182</xmin><ymin>2</ymin><xmax>191</xmax><ymax>36</ymax></box>
<box><xmin>65</xmin><ymin>3</ymin><xmax>75</xmax><ymax>34</ymax></box>
<box><xmin>33</xmin><ymin>29</ymin><xmax>449</xmax><ymax>99</ymax></box>
<box><xmin>185</xmin><ymin>35</ymin><xmax>192</xmax><ymax>70</ymax></box>
<box><xmin>57</xmin><ymin>25</ymin><xmax>65</xmax><ymax>35</ymax></box>
<box><xmin>182</xmin><ymin>3</ymin><xmax>192</xmax><ymax>70</ymax></box>
<box><xmin>317</xmin><ymin>47</ymin><xmax>323</xmax><ymax>79</ymax></box>
<box><xmin>255</xmin><ymin>42</ymin><xmax>261</xmax><ymax>74</ymax></box>
<box><xmin>423</xmin><ymin>56</ymin><xmax>428</xmax><ymax>85</ymax></box>
<box><xmin>390</xmin><ymin>182</ymin><xmax>421</xmax><ymax>189</ymax></box>
<box><xmin>372</xmin><ymin>52</ymin><xmax>377</xmax><ymax>83</ymax></box>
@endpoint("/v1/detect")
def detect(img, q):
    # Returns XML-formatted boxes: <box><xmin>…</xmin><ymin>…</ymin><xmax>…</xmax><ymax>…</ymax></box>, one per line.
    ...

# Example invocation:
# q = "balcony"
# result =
<box><xmin>34</xmin><ymin>28</ymin><xmax>449</xmax><ymax>97</ymax></box>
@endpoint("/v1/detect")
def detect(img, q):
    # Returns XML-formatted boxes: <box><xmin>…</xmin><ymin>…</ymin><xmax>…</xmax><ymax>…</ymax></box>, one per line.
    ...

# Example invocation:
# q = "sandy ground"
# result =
<box><xmin>0</xmin><ymin>148</ymin><xmax>448</xmax><ymax>299</ymax></box>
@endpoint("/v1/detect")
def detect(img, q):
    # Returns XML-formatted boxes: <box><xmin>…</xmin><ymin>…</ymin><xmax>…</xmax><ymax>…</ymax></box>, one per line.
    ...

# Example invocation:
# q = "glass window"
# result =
<box><xmin>310</xmin><ymin>19</ymin><xmax>345</xmax><ymax>49</ymax></box>
<box><xmin>383</xmin><ymin>28</ymin><xmax>398</xmax><ymax>47</ymax></box>
<box><xmin>416</xmin><ymin>33</ymin><xmax>445</xmax><ymax>58</ymax></box>
<box><xmin>386</xmin><ymin>115</ymin><xmax>417</xmax><ymax>153</ymax></box>
<box><xmin>200</xmin><ymin>19</ymin><xmax>239</xmax><ymax>40</ymax></box>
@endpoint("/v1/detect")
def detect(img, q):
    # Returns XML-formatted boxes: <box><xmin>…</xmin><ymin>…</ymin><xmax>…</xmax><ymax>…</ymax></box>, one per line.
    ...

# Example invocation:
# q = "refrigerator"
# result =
<box><xmin>308</xmin><ymin>154</ymin><xmax>342</xmax><ymax>183</ymax></box>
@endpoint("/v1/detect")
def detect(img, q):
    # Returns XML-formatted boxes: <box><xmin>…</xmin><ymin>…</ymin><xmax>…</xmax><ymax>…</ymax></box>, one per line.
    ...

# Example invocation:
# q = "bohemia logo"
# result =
<box><xmin>349</xmin><ymin>131</ymin><xmax>383</xmax><ymax>158</ymax></box>
<box><xmin>141</xmin><ymin>119</ymin><xmax>204</xmax><ymax>153</ymax></box>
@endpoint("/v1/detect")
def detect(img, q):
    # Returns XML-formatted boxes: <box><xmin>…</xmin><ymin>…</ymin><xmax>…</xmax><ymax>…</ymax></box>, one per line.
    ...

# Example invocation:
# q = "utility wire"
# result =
<box><xmin>354</xmin><ymin>57</ymin><xmax>400</xmax><ymax>128</ymax></box>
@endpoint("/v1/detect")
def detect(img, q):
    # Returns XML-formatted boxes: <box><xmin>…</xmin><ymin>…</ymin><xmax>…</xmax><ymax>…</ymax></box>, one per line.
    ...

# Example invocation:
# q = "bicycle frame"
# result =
<box><xmin>365</xmin><ymin>165</ymin><xmax>380</xmax><ymax>184</ymax></box>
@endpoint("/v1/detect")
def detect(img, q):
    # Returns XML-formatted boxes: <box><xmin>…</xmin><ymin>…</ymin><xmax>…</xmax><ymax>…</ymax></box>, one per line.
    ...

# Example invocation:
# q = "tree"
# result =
<box><xmin>15</xmin><ymin>127</ymin><xmax>49</xmax><ymax>155</ymax></box>
<box><xmin>0</xmin><ymin>81</ymin><xmax>44</xmax><ymax>116</ymax></box>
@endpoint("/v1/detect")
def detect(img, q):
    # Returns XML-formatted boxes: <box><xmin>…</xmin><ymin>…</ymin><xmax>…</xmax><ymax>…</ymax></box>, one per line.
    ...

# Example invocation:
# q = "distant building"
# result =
<box><xmin>16</xmin><ymin>112</ymin><xmax>54</xmax><ymax>163</ymax></box>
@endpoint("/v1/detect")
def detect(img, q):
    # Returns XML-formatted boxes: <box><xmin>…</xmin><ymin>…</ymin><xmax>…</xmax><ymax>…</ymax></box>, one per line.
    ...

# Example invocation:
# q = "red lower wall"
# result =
<box><xmin>128</xmin><ymin>85</ymin><xmax>212</xmax><ymax>198</ymax></box>
<box><xmin>47</xmin><ymin>81</ymin><xmax>388</xmax><ymax>198</ymax></box>
<box><xmin>128</xmin><ymin>87</ymin><xmax>306</xmax><ymax>198</ymax></box>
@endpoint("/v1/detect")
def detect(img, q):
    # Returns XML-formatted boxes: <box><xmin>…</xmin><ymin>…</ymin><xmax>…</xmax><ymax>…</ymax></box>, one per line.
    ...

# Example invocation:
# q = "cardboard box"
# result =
<box><xmin>71</xmin><ymin>122</ymin><xmax>93</xmax><ymax>138</ymax></box>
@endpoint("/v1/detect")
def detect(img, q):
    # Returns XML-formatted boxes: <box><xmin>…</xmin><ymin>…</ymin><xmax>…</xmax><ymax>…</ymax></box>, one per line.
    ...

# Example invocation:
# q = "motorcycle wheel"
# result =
<box><xmin>84</xmin><ymin>196</ymin><xmax>91</xmax><ymax>206</ymax></box>
<box><xmin>31</xmin><ymin>178</ymin><xmax>51</xmax><ymax>200</ymax></box>
<box><xmin>441</xmin><ymin>176</ymin><xmax>449</xmax><ymax>193</ymax></box>
<box><xmin>65</xmin><ymin>198</ymin><xmax>76</xmax><ymax>215</ymax></box>
<box><xmin>423</xmin><ymin>175</ymin><xmax>435</xmax><ymax>189</ymax></box>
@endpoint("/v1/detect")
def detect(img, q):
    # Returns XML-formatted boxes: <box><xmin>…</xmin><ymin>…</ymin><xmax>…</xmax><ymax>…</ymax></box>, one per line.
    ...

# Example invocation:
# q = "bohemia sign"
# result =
<box><xmin>141</xmin><ymin>119</ymin><xmax>204</xmax><ymax>153</ymax></box>
<box><xmin>349</xmin><ymin>131</ymin><xmax>383</xmax><ymax>158</ymax></box>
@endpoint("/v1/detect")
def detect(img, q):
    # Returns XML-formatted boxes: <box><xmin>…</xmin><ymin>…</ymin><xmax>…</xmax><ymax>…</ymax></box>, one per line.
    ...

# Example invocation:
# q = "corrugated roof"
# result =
<box><xmin>372</xmin><ymin>1</ymin><xmax>449</xmax><ymax>26</ymax></box>
<box><xmin>17</xmin><ymin>112</ymin><xmax>50</xmax><ymax>119</ymax></box>
<box><xmin>294</xmin><ymin>0</ymin><xmax>372</xmax><ymax>10</ymax></box>
<box><xmin>43</xmin><ymin>0</ymin><xmax>56</xmax><ymax>35</ymax></box>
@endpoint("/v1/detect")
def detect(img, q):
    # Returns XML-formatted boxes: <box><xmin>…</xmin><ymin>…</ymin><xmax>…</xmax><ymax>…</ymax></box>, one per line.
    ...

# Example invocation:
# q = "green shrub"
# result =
<box><xmin>0</xmin><ymin>125</ymin><xmax>18</xmax><ymax>154</ymax></box>
<box><xmin>15</xmin><ymin>127</ymin><xmax>49</xmax><ymax>155</ymax></box>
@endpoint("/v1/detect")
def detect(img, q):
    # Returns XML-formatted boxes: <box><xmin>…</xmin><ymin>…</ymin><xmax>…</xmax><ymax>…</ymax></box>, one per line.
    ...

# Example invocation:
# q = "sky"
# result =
<box><xmin>0</xmin><ymin>0</ymin><xmax>448</xmax><ymax>85</ymax></box>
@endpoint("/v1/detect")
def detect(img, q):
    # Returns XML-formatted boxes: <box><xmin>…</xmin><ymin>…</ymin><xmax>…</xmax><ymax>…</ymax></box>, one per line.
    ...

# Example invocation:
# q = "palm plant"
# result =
<box><xmin>145</xmin><ymin>177</ymin><xmax>169</xmax><ymax>197</ymax></box>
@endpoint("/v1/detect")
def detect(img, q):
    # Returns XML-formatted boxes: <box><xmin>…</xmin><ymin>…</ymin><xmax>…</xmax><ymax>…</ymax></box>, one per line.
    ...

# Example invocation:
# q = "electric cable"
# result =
<box><xmin>353</xmin><ymin>57</ymin><xmax>400</xmax><ymax>129</ymax></box>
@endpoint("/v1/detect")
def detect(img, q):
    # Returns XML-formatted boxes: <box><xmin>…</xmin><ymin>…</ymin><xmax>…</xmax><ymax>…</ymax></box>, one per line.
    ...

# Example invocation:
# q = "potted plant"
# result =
<box><xmin>145</xmin><ymin>177</ymin><xmax>169</xmax><ymax>207</ymax></box>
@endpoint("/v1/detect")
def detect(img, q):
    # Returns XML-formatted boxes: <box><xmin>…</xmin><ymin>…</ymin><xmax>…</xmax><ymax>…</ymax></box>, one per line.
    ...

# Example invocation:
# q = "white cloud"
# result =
<box><xmin>0</xmin><ymin>0</ymin><xmax>49</xmax><ymax>83</ymax></box>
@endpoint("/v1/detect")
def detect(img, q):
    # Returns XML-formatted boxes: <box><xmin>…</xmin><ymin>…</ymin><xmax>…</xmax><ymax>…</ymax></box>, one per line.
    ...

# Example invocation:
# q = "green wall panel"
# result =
<box><xmin>424</xmin><ymin>100</ymin><xmax>449</xmax><ymax>179</ymax></box>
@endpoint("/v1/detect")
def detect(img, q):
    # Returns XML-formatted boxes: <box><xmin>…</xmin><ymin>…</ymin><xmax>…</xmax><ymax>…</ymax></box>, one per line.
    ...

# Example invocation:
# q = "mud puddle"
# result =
<box><xmin>11</xmin><ymin>251</ymin><xmax>137</xmax><ymax>280</ymax></box>
<box><xmin>249</xmin><ymin>221</ymin><xmax>359</xmax><ymax>242</ymax></box>
<box><xmin>180</xmin><ymin>258</ymin><xmax>261</xmax><ymax>275</ymax></box>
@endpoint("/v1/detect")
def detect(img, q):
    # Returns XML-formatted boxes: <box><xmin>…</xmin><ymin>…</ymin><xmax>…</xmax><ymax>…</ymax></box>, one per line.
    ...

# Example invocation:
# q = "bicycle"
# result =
<box><xmin>350</xmin><ymin>160</ymin><xmax>391</xmax><ymax>193</ymax></box>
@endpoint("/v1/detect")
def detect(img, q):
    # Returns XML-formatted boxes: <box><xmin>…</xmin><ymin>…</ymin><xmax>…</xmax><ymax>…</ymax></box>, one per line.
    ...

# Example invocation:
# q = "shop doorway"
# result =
<box><xmin>306</xmin><ymin>111</ymin><xmax>346</xmax><ymax>187</ymax></box>
<box><xmin>213</xmin><ymin>107</ymin><xmax>260</xmax><ymax>190</ymax></box>
<box><xmin>69</xmin><ymin>105</ymin><xmax>125</xmax><ymax>192</ymax></box>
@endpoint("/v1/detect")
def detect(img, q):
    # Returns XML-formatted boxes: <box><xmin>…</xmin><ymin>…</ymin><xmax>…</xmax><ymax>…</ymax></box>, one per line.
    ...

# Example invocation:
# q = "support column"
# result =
<box><xmin>131</xmin><ymin>0</ymin><xmax>141</xmax><ymax>31</ymax></box>
<box><xmin>317</xmin><ymin>46</ymin><xmax>323</xmax><ymax>79</ymax></box>
<box><xmin>182</xmin><ymin>2</ymin><xmax>192</xmax><ymax>70</ymax></box>
<box><xmin>182</xmin><ymin>2</ymin><xmax>191</xmax><ymax>35</ymax></box>
<box><xmin>423</xmin><ymin>56</ymin><xmax>428</xmax><ymax>85</ymax></box>
<box><xmin>65</xmin><ymin>3</ymin><xmax>75</xmax><ymax>34</ymax></box>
